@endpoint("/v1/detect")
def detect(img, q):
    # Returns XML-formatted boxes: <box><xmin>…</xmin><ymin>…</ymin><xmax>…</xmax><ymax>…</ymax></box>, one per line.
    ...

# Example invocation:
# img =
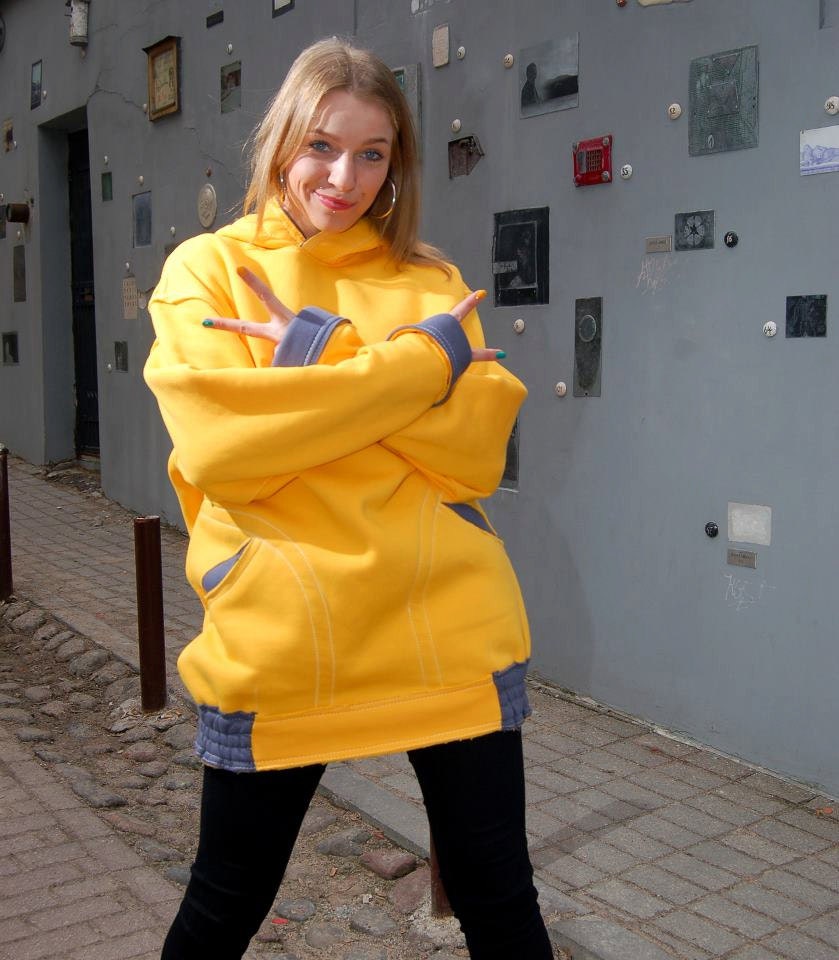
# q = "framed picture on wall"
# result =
<box><xmin>144</xmin><ymin>36</ymin><xmax>180</xmax><ymax>121</ymax></box>
<box><xmin>272</xmin><ymin>0</ymin><xmax>294</xmax><ymax>16</ymax></box>
<box><xmin>30</xmin><ymin>60</ymin><xmax>43</xmax><ymax>109</ymax></box>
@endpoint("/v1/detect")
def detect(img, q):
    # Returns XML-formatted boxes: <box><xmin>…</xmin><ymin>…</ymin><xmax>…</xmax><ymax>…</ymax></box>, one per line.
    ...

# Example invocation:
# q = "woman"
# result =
<box><xmin>145</xmin><ymin>37</ymin><xmax>552</xmax><ymax>960</ymax></box>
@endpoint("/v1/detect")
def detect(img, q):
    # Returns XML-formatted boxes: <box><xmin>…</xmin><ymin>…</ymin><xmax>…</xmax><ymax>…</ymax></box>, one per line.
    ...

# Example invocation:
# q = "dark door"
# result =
<box><xmin>68</xmin><ymin>129</ymin><xmax>99</xmax><ymax>456</ymax></box>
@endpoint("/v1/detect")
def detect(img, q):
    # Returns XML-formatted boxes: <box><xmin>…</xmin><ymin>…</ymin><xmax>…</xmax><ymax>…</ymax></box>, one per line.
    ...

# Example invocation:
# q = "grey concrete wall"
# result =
<box><xmin>0</xmin><ymin>0</ymin><xmax>836</xmax><ymax>793</ymax></box>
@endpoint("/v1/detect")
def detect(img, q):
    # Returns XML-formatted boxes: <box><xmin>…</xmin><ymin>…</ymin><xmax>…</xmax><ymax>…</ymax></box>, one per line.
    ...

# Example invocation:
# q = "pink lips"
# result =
<box><xmin>315</xmin><ymin>192</ymin><xmax>354</xmax><ymax>211</ymax></box>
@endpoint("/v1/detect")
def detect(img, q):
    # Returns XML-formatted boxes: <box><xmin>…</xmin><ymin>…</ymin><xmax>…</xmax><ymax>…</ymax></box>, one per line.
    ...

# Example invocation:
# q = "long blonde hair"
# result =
<box><xmin>244</xmin><ymin>38</ymin><xmax>448</xmax><ymax>271</ymax></box>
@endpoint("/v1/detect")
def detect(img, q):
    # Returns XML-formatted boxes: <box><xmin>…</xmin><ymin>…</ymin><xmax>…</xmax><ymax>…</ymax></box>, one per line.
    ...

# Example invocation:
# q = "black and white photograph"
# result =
<box><xmin>786</xmin><ymin>294</ymin><xmax>827</xmax><ymax>338</ymax></box>
<box><xmin>492</xmin><ymin>208</ymin><xmax>549</xmax><ymax>307</ymax></box>
<box><xmin>220</xmin><ymin>61</ymin><xmax>242</xmax><ymax>113</ymax></box>
<box><xmin>272</xmin><ymin>0</ymin><xmax>294</xmax><ymax>16</ymax></box>
<box><xmin>519</xmin><ymin>35</ymin><xmax>579</xmax><ymax>118</ymax></box>
<box><xmin>30</xmin><ymin>60</ymin><xmax>42</xmax><ymax>109</ymax></box>
<box><xmin>1</xmin><ymin>333</ymin><xmax>18</xmax><ymax>365</ymax></box>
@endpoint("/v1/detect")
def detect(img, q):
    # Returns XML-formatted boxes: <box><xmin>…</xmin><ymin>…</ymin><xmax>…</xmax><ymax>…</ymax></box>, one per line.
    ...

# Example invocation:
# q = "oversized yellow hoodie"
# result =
<box><xmin>144</xmin><ymin>202</ymin><xmax>531</xmax><ymax>771</ymax></box>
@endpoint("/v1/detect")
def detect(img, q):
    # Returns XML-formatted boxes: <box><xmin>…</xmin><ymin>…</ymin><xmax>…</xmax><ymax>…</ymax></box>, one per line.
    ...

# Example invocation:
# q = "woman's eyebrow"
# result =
<box><xmin>311</xmin><ymin>127</ymin><xmax>391</xmax><ymax>145</ymax></box>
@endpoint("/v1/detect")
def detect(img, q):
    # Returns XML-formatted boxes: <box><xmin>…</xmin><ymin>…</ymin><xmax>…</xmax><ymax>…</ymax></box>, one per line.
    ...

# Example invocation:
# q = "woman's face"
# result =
<box><xmin>283</xmin><ymin>89</ymin><xmax>394</xmax><ymax>239</ymax></box>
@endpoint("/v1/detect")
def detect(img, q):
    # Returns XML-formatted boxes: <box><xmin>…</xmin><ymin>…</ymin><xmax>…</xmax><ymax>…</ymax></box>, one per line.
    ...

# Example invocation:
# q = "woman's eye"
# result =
<box><xmin>309</xmin><ymin>140</ymin><xmax>331</xmax><ymax>153</ymax></box>
<box><xmin>361</xmin><ymin>149</ymin><xmax>384</xmax><ymax>162</ymax></box>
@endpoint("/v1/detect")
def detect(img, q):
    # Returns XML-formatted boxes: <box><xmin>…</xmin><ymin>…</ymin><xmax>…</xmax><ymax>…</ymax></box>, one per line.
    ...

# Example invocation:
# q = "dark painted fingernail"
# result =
<box><xmin>202</xmin><ymin>320</ymin><xmax>214</xmax><ymax>327</ymax></box>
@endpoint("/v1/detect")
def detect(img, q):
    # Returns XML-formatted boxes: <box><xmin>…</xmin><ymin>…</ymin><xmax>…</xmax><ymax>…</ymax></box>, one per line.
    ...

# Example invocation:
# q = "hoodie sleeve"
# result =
<box><xmin>143</xmin><ymin>240</ymin><xmax>472</xmax><ymax>503</ymax></box>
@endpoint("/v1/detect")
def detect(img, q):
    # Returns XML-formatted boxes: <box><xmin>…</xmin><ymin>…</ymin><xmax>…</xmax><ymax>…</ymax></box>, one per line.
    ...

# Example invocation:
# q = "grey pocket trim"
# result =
<box><xmin>201</xmin><ymin>544</ymin><xmax>247</xmax><ymax>593</ymax></box>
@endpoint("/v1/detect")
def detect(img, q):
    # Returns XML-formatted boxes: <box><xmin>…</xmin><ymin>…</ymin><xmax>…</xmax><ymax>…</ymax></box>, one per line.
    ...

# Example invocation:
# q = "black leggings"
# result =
<box><xmin>161</xmin><ymin>730</ymin><xmax>553</xmax><ymax>959</ymax></box>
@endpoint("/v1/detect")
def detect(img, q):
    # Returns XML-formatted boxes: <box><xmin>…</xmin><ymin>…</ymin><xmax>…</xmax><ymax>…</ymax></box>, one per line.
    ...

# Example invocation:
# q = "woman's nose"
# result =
<box><xmin>328</xmin><ymin>154</ymin><xmax>356</xmax><ymax>192</ymax></box>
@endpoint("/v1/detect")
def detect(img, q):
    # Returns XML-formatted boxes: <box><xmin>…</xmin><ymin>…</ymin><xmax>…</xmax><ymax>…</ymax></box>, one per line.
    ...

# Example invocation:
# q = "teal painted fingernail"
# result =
<box><xmin>496</xmin><ymin>350</ymin><xmax>507</xmax><ymax>359</ymax></box>
<box><xmin>202</xmin><ymin>319</ymin><xmax>214</xmax><ymax>327</ymax></box>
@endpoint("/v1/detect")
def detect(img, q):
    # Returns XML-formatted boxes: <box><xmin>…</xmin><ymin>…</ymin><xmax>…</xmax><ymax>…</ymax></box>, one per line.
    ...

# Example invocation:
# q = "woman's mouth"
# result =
<box><xmin>315</xmin><ymin>193</ymin><xmax>354</xmax><ymax>211</ymax></box>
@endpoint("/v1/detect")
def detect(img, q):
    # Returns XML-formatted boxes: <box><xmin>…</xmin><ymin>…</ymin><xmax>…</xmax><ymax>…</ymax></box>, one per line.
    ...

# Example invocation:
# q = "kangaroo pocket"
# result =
<box><xmin>425</xmin><ymin>499</ymin><xmax>530</xmax><ymax>679</ymax></box>
<box><xmin>190</xmin><ymin>529</ymin><xmax>335</xmax><ymax>715</ymax></box>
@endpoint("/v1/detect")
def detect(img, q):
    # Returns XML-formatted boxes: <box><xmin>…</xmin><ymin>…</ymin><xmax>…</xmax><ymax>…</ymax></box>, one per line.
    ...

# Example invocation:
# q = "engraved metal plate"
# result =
<box><xmin>675</xmin><ymin>210</ymin><xmax>714</xmax><ymax>251</ymax></box>
<box><xmin>574</xmin><ymin>297</ymin><xmax>602</xmax><ymax>397</ymax></box>
<box><xmin>133</xmin><ymin>191</ymin><xmax>152</xmax><ymax>247</ymax></box>
<box><xmin>492</xmin><ymin>208</ymin><xmax>549</xmax><ymax>307</ymax></box>
<box><xmin>645</xmin><ymin>235</ymin><xmax>672</xmax><ymax>254</ymax></box>
<box><xmin>122</xmin><ymin>276</ymin><xmax>138</xmax><ymax>320</ymax></box>
<box><xmin>197</xmin><ymin>183</ymin><xmax>217</xmax><ymax>228</ymax></box>
<box><xmin>786</xmin><ymin>295</ymin><xmax>827</xmax><ymax>338</ymax></box>
<box><xmin>13</xmin><ymin>244</ymin><xmax>25</xmax><ymax>302</ymax></box>
<box><xmin>727</xmin><ymin>548</ymin><xmax>757</xmax><ymax>569</ymax></box>
<box><xmin>432</xmin><ymin>23</ymin><xmax>449</xmax><ymax>67</ymax></box>
<box><xmin>448</xmin><ymin>136</ymin><xmax>484</xmax><ymax>178</ymax></box>
<box><xmin>101</xmin><ymin>171</ymin><xmax>113</xmax><ymax>202</ymax></box>
<box><xmin>689</xmin><ymin>45</ymin><xmax>759</xmax><ymax>156</ymax></box>
<box><xmin>114</xmin><ymin>341</ymin><xmax>128</xmax><ymax>372</ymax></box>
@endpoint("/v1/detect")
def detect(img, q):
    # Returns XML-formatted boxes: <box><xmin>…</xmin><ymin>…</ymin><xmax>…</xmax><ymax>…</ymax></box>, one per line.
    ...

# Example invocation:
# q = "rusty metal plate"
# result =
<box><xmin>728</xmin><ymin>549</ymin><xmax>757</xmax><ymax>569</ymax></box>
<box><xmin>574</xmin><ymin>297</ymin><xmax>602</xmax><ymax>397</ymax></box>
<box><xmin>448</xmin><ymin>136</ymin><xmax>484</xmax><ymax>178</ymax></box>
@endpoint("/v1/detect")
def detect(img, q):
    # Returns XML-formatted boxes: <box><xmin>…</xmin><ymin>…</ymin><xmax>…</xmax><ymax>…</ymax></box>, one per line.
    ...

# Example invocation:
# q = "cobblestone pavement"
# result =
<box><xmin>3</xmin><ymin>455</ymin><xmax>839</xmax><ymax>960</ymax></box>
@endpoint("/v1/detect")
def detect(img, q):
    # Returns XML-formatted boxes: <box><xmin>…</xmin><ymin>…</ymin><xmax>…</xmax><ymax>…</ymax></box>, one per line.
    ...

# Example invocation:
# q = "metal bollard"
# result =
<box><xmin>0</xmin><ymin>446</ymin><xmax>13</xmax><ymax>602</ymax></box>
<box><xmin>429</xmin><ymin>832</ymin><xmax>453</xmax><ymax>917</ymax></box>
<box><xmin>133</xmin><ymin>516</ymin><xmax>167</xmax><ymax>712</ymax></box>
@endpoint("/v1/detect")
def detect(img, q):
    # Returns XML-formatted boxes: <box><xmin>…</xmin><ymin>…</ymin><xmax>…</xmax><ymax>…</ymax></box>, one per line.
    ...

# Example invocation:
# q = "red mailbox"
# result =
<box><xmin>573</xmin><ymin>135</ymin><xmax>613</xmax><ymax>186</ymax></box>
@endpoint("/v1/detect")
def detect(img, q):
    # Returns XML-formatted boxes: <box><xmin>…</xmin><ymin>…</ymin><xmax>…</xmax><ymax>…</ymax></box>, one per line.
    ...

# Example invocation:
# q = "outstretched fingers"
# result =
<box><xmin>236</xmin><ymin>266</ymin><xmax>296</xmax><ymax>323</ymax></box>
<box><xmin>449</xmin><ymin>288</ymin><xmax>487</xmax><ymax>324</ymax></box>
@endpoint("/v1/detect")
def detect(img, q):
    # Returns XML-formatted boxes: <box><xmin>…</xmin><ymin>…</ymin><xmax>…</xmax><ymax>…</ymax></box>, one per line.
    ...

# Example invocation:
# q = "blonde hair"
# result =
<box><xmin>244</xmin><ymin>37</ymin><xmax>449</xmax><ymax>271</ymax></box>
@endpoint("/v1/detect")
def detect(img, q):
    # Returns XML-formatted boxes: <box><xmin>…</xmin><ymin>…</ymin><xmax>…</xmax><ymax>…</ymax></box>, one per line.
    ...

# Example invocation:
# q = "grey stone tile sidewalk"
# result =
<box><xmin>5</xmin><ymin>455</ymin><xmax>839</xmax><ymax>960</ymax></box>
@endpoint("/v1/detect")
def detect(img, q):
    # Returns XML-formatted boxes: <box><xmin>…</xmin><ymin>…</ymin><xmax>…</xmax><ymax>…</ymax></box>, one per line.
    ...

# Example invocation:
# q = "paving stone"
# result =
<box><xmin>651</xmin><ymin>910</ymin><xmax>744</xmax><ymax>955</ymax></box>
<box><xmin>725</xmin><ymin>881</ymin><xmax>814</xmax><ymax>924</ymax></box>
<box><xmin>33</xmin><ymin>747</ymin><xmax>66</xmax><ymax>763</ymax></box>
<box><xmin>542</xmin><ymin>855</ymin><xmax>606</xmax><ymax>889</ymax></box>
<box><xmin>91</xmin><ymin>659</ymin><xmax>132</xmax><ymax>685</ymax></box>
<box><xmin>688</xmin><ymin>839</ymin><xmax>769</xmax><ymax>877</ymax></box>
<box><xmin>121</xmin><ymin>724</ymin><xmax>155</xmax><ymax>743</ymax></box>
<box><xmin>163</xmin><ymin>775</ymin><xmax>193</xmax><ymax>790</ymax></box>
<box><xmin>11</xmin><ymin>609</ymin><xmax>48</xmax><ymax>632</ymax></box>
<box><xmin>684</xmin><ymin>794</ymin><xmax>764</xmax><ymax>827</ymax></box>
<box><xmin>22</xmin><ymin>685</ymin><xmax>51</xmax><ymax>703</ymax></box>
<box><xmin>32</xmin><ymin>621</ymin><xmax>61</xmax><ymax>642</ymax></box>
<box><xmin>359</xmin><ymin>849</ymin><xmax>417</xmax><ymax>880</ymax></box>
<box><xmin>100</xmin><ymin>811</ymin><xmax>159</xmax><ymax>838</ymax></box>
<box><xmin>656</xmin><ymin>852</ymin><xmax>740</xmax><ymax>892</ymax></box>
<box><xmin>70</xmin><ymin>779</ymin><xmax>127</xmax><ymax>808</ymax></box>
<box><xmin>629</xmin><ymin>770</ymin><xmax>701</xmax><ymax>801</ymax></box>
<box><xmin>299</xmin><ymin>806</ymin><xmax>339</xmax><ymax>836</ymax></box>
<box><xmin>725</xmin><ymin>946</ymin><xmax>780</xmax><ymax>960</ymax></box>
<box><xmin>16</xmin><ymin>725</ymin><xmax>54</xmax><ymax>742</ymax></box>
<box><xmin>171</xmin><ymin>749</ymin><xmax>201</xmax><ymax>770</ymax></box>
<box><xmin>660</xmin><ymin>803</ymin><xmax>732</xmax><ymax>838</ymax></box>
<box><xmin>586</xmin><ymin>878</ymin><xmax>670</xmax><ymax>918</ymax></box>
<box><xmin>66</xmin><ymin>721</ymin><xmax>98</xmax><ymax>740</ymax></box>
<box><xmin>750</xmin><ymin>818</ymin><xmax>832</xmax><ymax>855</ymax></box>
<box><xmin>802</xmin><ymin>908</ymin><xmax>839</xmax><ymax>949</ymax></box>
<box><xmin>764</xmin><ymin>928</ymin><xmax>839</xmax><ymax>960</ymax></box>
<box><xmin>342</xmin><ymin>948</ymin><xmax>387</xmax><ymax>960</ymax></box>
<box><xmin>599</xmin><ymin>825</ymin><xmax>674</xmax><ymax>861</ymax></box>
<box><xmin>0</xmin><ymin>706</ymin><xmax>35</xmax><ymax>723</ymax></box>
<box><xmin>305</xmin><ymin>921</ymin><xmax>348</xmax><ymax>949</ymax></box>
<box><xmin>316</xmin><ymin>831</ymin><xmax>366</xmax><ymax>857</ymax></box>
<box><xmin>624</xmin><ymin>864</ymin><xmax>707</xmax><ymax>905</ymax></box>
<box><xmin>632</xmin><ymin>813</ymin><xmax>705</xmax><ymax>849</ymax></box>
<box><xmin>599</xmin><ymin>779</ymin><xmax>669</xmax><ymax>810</ymax></box>
<box><xmin>349</xmin><ymin>904</ymin><xmax>397</xmax><ymax>937</ymax></box>
<box><xmin>759</xmin><ymin>868</ymin><xmax>839</xmax><ymax>910</ymax></box>
<box><xmin>0</xmin><ymin>692</ymin><xmax>19</xmax><ymax>706</ymax></box>
<box><xmin>786</xmin><ymin>855</ymin><xmax>839</xmax><ymax>892</ymax></box>
<box><xmin>137</xmin><ymin>838</ymin><xmax>183</xmax><ymax>862</ymax></box>
<box><xmin>68</xmin><ymin>691</ymin><xmax>98</xmax><ymax>709</ymax></box>
<box><xmin>527</xmin><ymin>766</ymin><xmax>588</xmax><ymax>795</ymax></box>
<box><xmin>275</xmin><ymin>897</ymin><xmax>317</xmax><ymax>921</ymax></box>
<box><xmin>125</xmin><ymin>742</ymin><xmax>160</xmax><ymax>763</ymax></box>
<box><xmin>570</xmin><ymin>839</ymin><xmax>638</xmax><ymax>875</ymax></box>
<box><xmin>549</xmin><ymin>915</ymin><xmax>676</xmax><ymax>960</ymax></box>
<box><xmin>68</xmin><ymin>649</ymin><xmax>111</xmax><ymax>677</ymax></box>
<box><xmin>715</xmin><ymin>783</ymin><xmax>786</xmax><ymax>815</ymax></box>
<box><xmin>40</xmin><ymin>700</ymin><xmax>69</xmax><ymax>718</ymax></box>
<box><xmin>162</xmin><ymin>723</ymin><xmax>195</xmax><ymax>750</ymax></box>
<box><xmin>722</xmin><ymin>830</ymin><xmax>799</xmax><ymax>866</ymax></box>
<box><xmin>738</xmin><ymin>773</ymin><xmax>816</xmax><ymax>805</ymax></box>
<box><xmin>165</xmin><ymin>864</ymin><xmax>192</xmax><ymax>886</ymax></box>
<box><xmin>692</xmin><ymin>893</ymin><xmax>780</xmax><ymax>938</ymax></box>
<box><xmin>779</xmin><ymin>808</ymin><xmax>839</xmax><ymax>844</ymax></box>
<box><xmin>649</xmin><ymin>927</ymin><xmax>714</xmax><ymax>960</ymax></box>
<box><xmin>55</xmin><ymin>636</ymin><xmax>87</xmax><ymax>661</ymax></box>
<box><xmin>136</xmin><ymin>760</ymin><xmax>169</xmax><ymax>779</ymax></box>
<box><xmin>44</xmin><ymin>630</ymin><xmax>75</xmax><ymax>651</ymax></box>
<box><xmin>390</xmin><ymin>865</ymin><xmax>430</xmax><ymax>914</ymax></box>
<box><xmin>2</xmin><ymin>601</ymin><xmax>31</xmax><ymax>620</ymax></box>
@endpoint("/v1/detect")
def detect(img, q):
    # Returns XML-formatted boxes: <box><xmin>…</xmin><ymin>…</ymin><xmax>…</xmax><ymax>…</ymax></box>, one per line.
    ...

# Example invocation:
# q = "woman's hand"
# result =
<box><xmin>203</xmin><ymin>268</ymin><xmax>505</xmax><ymax>363</ymax></box>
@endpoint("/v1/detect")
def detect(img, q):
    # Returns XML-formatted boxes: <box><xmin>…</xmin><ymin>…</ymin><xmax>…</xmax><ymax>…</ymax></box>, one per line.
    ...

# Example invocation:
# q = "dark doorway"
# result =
<box><xmin>68</xmin><ymin>129</ymin><xmax>99</xmax><ymax>456</ymax></box>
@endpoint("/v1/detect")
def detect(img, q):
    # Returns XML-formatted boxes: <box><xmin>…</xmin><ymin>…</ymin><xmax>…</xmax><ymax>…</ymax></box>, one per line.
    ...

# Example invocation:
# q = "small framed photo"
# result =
<box><xmin>272</xmin><ymin>0</ymin><xmax>294</xmax><ymax>16</ymax></box>
<box><xmin>144</xmin><ymin>36</ymin><xmax>180</xmax><ymax>121</ymax></box>
<box><xmin>30</xmin><ymin>60</ymin><xmax>43</xmax><ymax>110</ymax></box>
<box><xmin>220</xmin><ymin>61</ymin><xmax>242</xmax><ymax>113</ymax></box>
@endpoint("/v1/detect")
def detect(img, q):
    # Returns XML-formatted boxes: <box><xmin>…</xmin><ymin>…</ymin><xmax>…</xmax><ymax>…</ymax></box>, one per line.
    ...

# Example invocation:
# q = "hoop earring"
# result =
<box><xmin>278</xmin><ymin>171</ymin><xmax>287</xmax><ymax>203</ymax></box>
<box><xmin>370</xmin><ymin>177</ymin><xmax>397</xmax><ymax>220</ymax></box>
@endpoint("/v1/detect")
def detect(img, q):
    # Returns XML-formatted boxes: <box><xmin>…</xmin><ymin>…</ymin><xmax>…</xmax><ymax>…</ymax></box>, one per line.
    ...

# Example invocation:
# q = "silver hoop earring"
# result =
<box><xmin>371</xmin><ymin>177</ymin><xmax>397</xmax><ymax>220</ymax></box>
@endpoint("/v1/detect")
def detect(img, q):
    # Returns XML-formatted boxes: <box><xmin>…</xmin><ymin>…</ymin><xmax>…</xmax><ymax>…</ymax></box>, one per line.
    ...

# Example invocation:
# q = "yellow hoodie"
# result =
<box><xmin>144</xmin><ymin>203</ymin><xmax>531</xmax><ymax>771</ymax></box>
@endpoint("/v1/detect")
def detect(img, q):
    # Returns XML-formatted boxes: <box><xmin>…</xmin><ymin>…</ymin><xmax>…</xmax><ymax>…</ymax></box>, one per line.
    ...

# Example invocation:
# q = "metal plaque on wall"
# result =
<box><xmin>574</xmin><ymin>297</ymin><xmax>602</xmax><ymax>397</ymax></box>
<box><xmin>12</xmin><ymin>244</ymin><xmax>25</xmax><ymax>302</ymax></box>
<box><xmin>689</xmin><ymin>45</ymin><xmax>759</xmax><ymax>156</ymax></box>
<box><xmin>492</xmin><ymin>208</ymin><xmax>549</xmax><ymax>307</ymax></box>
<box><xmin>786</xmin><ymin>295</ymin><xmax>827</xmax><ymax>338</ymax></box>
<box><xmin>675</xmin><ymin>210</ymin><xmax>714</xmax><ymax>251</ymax></box>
